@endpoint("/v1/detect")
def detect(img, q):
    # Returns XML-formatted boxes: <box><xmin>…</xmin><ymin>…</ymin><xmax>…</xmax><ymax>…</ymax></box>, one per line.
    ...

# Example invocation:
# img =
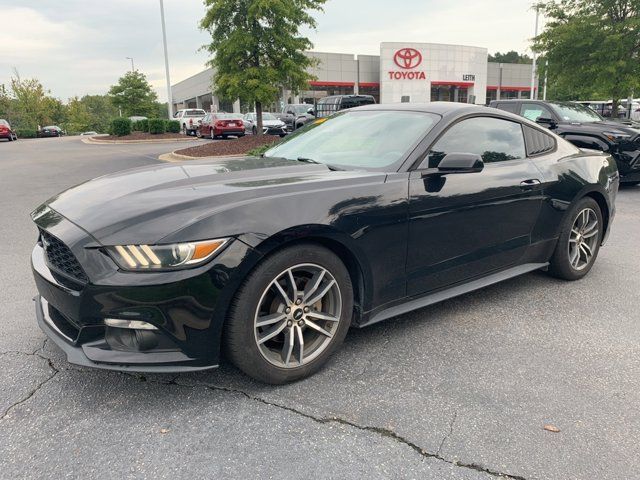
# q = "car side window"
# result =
<box><xmin>520</xmin><ymin>103</ymin><xmax>553</xmax><ymax>122</ymax></box>
<box><xmin>426</xmin><ymin>117</ymin><xmax>526</xmax><ymax>168</ymax></box>
<box><xmin>496</xmin><ymin>102</ymin><xmax>519</xmax><ymax>114</ymax></box>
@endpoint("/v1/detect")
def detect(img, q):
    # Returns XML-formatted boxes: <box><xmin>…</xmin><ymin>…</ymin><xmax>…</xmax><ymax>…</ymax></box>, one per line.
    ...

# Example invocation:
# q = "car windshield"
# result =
<box><xmin>186</xmin><ymin>110</ymin><xmax>206</xmax><ymax>116</ymax></box>
<box><xmin>291</xmin><ymin>105</ymin><xmax>312</xmax><ymax>114</ymax></box>
<box><xmin>260</xmin><ymin>113</ymin><xmax>277</xmax><ymax>120</ymax></box>
<box><xmin>264</xmin><ymin>110</ymin><xmax>439</xmax><ymax>170</ymax></box>
<box><xmin>550</xmin><ymin>102</ymin><xmax>603</xmax><ymax>123</ymax></box>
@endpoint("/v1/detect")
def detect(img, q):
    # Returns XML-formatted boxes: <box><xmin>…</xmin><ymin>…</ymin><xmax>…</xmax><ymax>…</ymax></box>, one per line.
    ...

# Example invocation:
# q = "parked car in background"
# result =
<box><xmin>30</xmin><ymin>102</ymin><xmax>619</xmax><ymax>384</ymax></box>
<box><xmin>275</xmin><ymin>104</ymin><xmax>315</xmax><ymax>131</ymax></box>
<box><xmin>80</xmin><ymin>131</ymin><xmax>98</xmax><ymax>136</ymax></box>
<box><xmin>243</xmin><ymin>112</ymin><xmax>287</xmax><ymax>136</ymax></box>
<box><xmin>128</xmin><ymin>116</ymin><xmax>148</xmax><ymax>123</ymax></box>
<box><xmin>315</xmin><ymin>94</ymin><xmax>376</xmax><ymax>118</ymax></box>
<box><xmin>490</xmin><ymin>99</ymin><xmax>640</xmax><ymax>185</ymax></box>
<box><xmin>0</xmin><ymin>119</ymin><xmax>17</xmax><ymax>141</ymax></box>
<box><xmin>174</xmin><ymin>109</ymin><xmax>207</xmax><ymax>136</ymax></box>
<box><xmin>38</xmin><ymin>126</ymin><xmax>63</xmax><ymax>138</ymax></box>
<box><xmin>198</xmin><ymin>113</ymin><xmax>245</xmax><ymax>139</ymax></box>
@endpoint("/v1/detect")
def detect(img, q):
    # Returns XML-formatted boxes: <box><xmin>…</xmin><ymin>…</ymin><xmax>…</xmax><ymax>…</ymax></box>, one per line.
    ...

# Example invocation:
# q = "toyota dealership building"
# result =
<box><xmin>171</xmin><ymin>42</ymin><xmax>537</xmax><ymax>113</ymax></box>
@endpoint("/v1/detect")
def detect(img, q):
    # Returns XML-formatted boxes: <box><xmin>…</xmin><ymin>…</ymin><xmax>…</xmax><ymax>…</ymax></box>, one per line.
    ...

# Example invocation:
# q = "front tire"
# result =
<box><xmin>224</xmin><ymin>244</ymin><xmax>353</xmax><ymax>384</ymax></box>
<box><xmin>548</xmin><ymin>197</ymin><xmax>603</xmax><ymax>281</ymax></box>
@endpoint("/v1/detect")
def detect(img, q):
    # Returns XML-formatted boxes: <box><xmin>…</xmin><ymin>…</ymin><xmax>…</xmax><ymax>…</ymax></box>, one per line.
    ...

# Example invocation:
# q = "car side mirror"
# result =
<box><xmin>436</xmin><ymin>153</ymin><xmax>484</xmax><ymax>174</ymax></box>
<box><xmin>307</xmin><ymin>107</ymin><xmax>315</xmax><ymax>116</ymax></box>
<box><xmin>536</xmin><ymin>117</ymin><xmax>557</xmax><ymax>128</ymax></box>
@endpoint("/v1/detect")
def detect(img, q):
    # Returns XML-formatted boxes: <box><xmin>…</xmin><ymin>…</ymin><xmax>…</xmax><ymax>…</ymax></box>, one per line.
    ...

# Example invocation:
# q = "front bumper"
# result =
<box><xmin>30</xmin><ymin>215</ymin><xmax>258</xmax><ymax>372</ymax></box>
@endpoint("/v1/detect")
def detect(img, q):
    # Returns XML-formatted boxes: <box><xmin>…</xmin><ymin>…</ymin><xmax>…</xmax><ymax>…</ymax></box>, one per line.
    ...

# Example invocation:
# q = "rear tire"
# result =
<box><xmin>224</xmin><ymin>244</ymin><xmax>353</xmax><ymax>384</ymax></box>
<box><xmin>548</xmin><ymin>197</ymin><xmax>603</xmax><ymax>281</ymax></box>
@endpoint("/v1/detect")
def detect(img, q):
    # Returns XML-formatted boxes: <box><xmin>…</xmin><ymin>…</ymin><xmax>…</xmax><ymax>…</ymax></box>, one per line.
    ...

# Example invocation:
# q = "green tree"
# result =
<box><xmin>488</xmin><ymin>51</ymin><xmax>532</xmax><ymax>64</ymax></box>
<box><xmin>534</xmin><ymin>0</ymin><xmax>640</xmax><ymax>109</ymax></box>
<box><xmin>108</xmin><ymin>71</ymin><xmax>159</xmax><ymax>118</ymax></box>
<box><xmin>79</xmin><ymin>94</ymin><xmax>119</xmax><ymax>133</ymax></box>
<box><xmin>9</xmin><ymin>71</ymin><xmax>56</xmax><ymax>129</ymax></box>
<box><xmin>200</xmin><ymin>0</ymin><xmax>326</xmax><ymax>135</ymax></box>
<box><xmin>65</xmin><ymin>96</ymin><xmax>93</xmax><ymax>133</ymax></box>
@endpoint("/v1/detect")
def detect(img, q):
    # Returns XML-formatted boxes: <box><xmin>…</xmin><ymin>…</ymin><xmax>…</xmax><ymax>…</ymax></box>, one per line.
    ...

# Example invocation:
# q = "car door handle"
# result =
<box><xmin>520</xmin><ymin>179</ymin><xmax>541</xmax><ymax>190</ymax></box>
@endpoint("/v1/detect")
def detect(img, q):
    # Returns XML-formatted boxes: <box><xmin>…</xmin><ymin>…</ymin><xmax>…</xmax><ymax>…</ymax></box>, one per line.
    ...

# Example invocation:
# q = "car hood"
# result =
<box><xmin>35</xmin><ymin>156</ymin><xmax>385</xmax><ymax>245</ymax></box>
<box><xmin>575</xmin><ymin>120</ymin><xmax>640</xmax><ymax>137</ymax></box>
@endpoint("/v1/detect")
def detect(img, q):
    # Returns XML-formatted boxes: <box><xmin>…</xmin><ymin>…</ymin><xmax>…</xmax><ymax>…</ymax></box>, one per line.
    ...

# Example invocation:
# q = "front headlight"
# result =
<box><xmin>106</xmin><ymin>239</ymin><xmax>229</xmax><ymax>271</ymax></box>
<box><xmin>603</xmin><ymin>131</ymin><xmax>631</xmax><ymax>142</ymax></box>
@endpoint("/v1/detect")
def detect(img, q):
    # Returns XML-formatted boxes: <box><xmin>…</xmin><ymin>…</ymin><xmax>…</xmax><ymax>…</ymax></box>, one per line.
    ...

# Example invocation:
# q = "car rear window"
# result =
<box><xmin>216</xmin><ymin>114</ymin><xmax>242</xmax><ymax>120</ymax></box>
<box><xmin>186</xmin><ymin>110</ymin><xmax>206</xmax><ymax>116</ymax></box>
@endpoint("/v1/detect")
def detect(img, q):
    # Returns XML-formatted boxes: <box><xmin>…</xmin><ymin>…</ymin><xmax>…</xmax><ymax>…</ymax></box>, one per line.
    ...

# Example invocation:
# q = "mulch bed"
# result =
<box><xmin>175</xmin><ymin>135</ymin><xmax>281</xmax><ymax>157</ymax></box>
<box><xmin>100</xmin><ymin>132</ymin><xmax>187</xmax><ymax>141</ymax></box>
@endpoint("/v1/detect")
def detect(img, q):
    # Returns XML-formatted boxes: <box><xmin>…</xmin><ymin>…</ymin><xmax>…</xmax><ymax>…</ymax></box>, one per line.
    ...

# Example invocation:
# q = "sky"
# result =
<box><xmin>0</xmin><ymin>0</ymin><xmax>544</xmax><ymax>103</ymax></box>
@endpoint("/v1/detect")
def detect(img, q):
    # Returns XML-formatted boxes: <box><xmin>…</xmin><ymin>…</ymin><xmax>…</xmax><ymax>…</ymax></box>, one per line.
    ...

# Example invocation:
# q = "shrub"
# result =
<box><xmin>110</xmin><ymin>118</ymin><xmax>131</xmax><ymax>136</ymax></box>
<box><xmin>132</xmin><ymin>119</ymin><xmax>149</xmax><ymax>132</ymax></box>
<box><xmin>165</xmin><ymin>120</ymin><xmax>180</xmax><ymax>133</ymax></box>
<box><xmin>148</xmin><ymin>118</ymin><xmax>166</xmax><ymax>134</ymax></box>
<box><xmin>15</xmin><ymin>128</ymin><xmax>37</xmax><ymax>138</ymax></box>
<box><xmin>248</xmin><ymin>142</ymin><xmax>277</xmax><ymax>157</ymax></box>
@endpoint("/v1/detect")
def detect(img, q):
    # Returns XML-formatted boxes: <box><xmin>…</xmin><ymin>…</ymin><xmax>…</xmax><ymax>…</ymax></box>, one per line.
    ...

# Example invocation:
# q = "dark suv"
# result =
<box><xmin>315</xmin><ymin>95</ymin><xmax>376</xmax><ymax>118</ymax></box>
<box><xmin>490</xmin><ymin>99</ymin><xmax>640</xmax><ymax>185</ymax></box>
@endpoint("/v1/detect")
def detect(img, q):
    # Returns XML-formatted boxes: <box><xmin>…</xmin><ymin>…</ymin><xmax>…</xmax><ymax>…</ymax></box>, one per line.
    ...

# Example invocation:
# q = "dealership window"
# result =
<box><xmin>431</xmin><ymin>85</ymin><xmax>469</xmax><ymax>103</ymax></box>
<box><xmin>359</xmin><ymin>85</ymin><xmax>380</xmax><ymax>103</ymax></box>
<box><xmin>401</xmin><ymin>95</ymin><xmax>411</xmax><ymax>103</ymax></box>
<box><xmin>500</xmin><ymin>90</ymin><xmax>519</xmax><ymax>100</ymax></box>
<box><xmin>486</xmin><ymin>89</ymin><xmax>497</xmax><ymax>103</ymax></box>
<box><xmin>426</xmin><ymin>117</ymin><xmax>526</xmax><ymax>168</ymax></box>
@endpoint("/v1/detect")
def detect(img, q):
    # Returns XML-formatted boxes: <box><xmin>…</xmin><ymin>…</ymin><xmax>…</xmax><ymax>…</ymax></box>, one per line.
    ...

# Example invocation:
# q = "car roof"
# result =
<box><xmin>356</xmin><ymin>101</ymin><xmax>486</xmax><ymax>115</ymax></box>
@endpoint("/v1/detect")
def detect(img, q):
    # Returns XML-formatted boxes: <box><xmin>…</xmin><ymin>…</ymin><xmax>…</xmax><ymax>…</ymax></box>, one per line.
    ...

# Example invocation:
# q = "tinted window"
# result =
<box><xmin>520</xmin><ymin>103</ymin><xmax>553</xmax><ymax>122</ymax></box>
<box><xmin>427</xmin><ymin>117</ymin><xmax>526</xmax><ymax>168</ymax></box>
<box><xmin>186</xmin><ymin>109</ymin><xmax>206</xmax><ymax>117</ymax></box>
<box><xmin>265</xmin><ymin>111</ymin><xmax>439</xmax><ymax>170</ymax></box>
<box><xmin>340</xmin><ymin>96</ymin><xmax>375</xmax><ymax>108</ymax></box>
<box><xmin>496</xmin><ymin>102</ymin><xmax>519</xmax><ymax>114</ymax></box>
<box><xmin>523</xmin><ymin>125</ymin><xmax>556</xmax><ymax>156</ymax></box>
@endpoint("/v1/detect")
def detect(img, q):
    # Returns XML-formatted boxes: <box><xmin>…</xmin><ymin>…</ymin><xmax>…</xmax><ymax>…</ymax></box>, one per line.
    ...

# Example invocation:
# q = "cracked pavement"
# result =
<box><xmin>1</xmin><ymin>136</ymin><xmax>639</xmax><ymax>479</ymax></box>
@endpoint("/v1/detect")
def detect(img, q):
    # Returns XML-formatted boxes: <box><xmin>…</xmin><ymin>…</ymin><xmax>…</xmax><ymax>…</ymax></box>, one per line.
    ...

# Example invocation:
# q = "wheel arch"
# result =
<box><xmin>238</xmin><ymin>227</ymin><xmax>373</xmax><ymax>325</ymax></box>
<box><xmin>582</xmin><ymin>189</ymin><xmax>610</xmax><ymax>239</ymax></box>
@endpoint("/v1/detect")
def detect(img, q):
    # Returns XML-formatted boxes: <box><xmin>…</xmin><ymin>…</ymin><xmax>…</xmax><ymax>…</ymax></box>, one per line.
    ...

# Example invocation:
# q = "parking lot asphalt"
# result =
<box><xmin>0</xmin><ymin>136</ymin><xmax>639</xmax><ymax>480</ymax></box>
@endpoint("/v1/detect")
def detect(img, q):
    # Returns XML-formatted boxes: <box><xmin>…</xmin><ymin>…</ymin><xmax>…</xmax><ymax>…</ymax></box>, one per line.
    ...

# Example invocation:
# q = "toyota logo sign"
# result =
<box><xmin>394</xmin><ymin>48</ymin><xmax>423</xmax><ymax>69</ymax></box>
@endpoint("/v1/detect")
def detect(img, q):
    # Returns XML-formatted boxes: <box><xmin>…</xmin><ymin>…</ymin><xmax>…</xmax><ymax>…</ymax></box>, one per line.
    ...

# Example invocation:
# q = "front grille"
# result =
<box><xmin>39</xmin><ymin>230</ymin><xmax>89</xmax><ymax>283</ymax></box>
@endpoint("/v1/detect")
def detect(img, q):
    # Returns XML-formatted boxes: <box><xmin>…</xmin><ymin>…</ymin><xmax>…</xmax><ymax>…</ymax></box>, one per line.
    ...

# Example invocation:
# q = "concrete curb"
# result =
<box><xmin>158</xmin><ymin>151</ymin><xmax>246</xmax><ymax>163</ymax></box>
<box><xmin>82</xmin><ymin>136</ymin><xmax>199</xmax><ymax>145</ymax></box>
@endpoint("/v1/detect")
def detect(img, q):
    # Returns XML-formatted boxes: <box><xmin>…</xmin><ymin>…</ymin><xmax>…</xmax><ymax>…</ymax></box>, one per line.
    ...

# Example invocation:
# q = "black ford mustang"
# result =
<box><xmin>31</xmin><ymin>103</ymin><xmax>619</xmax><ymax>384</ymax></box>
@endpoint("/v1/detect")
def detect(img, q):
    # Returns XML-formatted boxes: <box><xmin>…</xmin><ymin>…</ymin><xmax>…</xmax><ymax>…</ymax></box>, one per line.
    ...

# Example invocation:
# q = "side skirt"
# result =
<box><xmin>361</xmin><ymin>262</ymin><xmax>549</xmax><ymax>328</ymax></box>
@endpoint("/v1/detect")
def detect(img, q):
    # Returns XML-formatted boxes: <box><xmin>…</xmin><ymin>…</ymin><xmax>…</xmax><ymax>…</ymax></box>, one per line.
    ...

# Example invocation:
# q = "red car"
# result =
<box><xmin>0</xmin><ymin>119</ymin><xmax>17</xmax><ymax>141</ymax></box>
<box><xmin>198</xmin><ymin>113</ymin><xmax>245</xmax><ymax>139</ymax></box>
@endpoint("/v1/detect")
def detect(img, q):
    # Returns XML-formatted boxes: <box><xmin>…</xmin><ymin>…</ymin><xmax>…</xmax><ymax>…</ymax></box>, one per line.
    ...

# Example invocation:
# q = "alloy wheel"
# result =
<box><xmin>254</xmin><ymin>263</ymin><xmax>342</xmax><ymax>368</ymax></box>
<box><xmin>568</xmin><ymin>207</ymin><xmax>599</xmax><ymax>271</ymax></box>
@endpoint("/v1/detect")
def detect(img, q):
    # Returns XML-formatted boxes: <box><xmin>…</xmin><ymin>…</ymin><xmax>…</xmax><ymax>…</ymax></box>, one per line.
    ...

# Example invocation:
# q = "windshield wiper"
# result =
<box><xmin>297</xmin><ymin>157</ymin><xmax>344</xmax><ymax>171</ymax></box>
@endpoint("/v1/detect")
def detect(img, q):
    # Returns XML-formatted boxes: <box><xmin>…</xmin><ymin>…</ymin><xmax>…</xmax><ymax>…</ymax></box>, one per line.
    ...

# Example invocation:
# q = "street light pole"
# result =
<box><xmin>159</xmin><ymin>0</ymin><xmax>173</xmax><ymax>118</ymax></box>
<box><xmin>530</xmin><ymin>4</ymin><xmax>541</xmax><ymax>100</ymax></box>
<box><xmin>126</xmin><ymin>57</ymin><xmax>135</xmax><ymax>72</ymax></box>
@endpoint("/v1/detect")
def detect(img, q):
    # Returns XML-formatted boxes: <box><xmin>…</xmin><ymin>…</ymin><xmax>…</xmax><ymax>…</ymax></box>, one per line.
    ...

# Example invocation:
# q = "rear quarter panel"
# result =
<box><xmin>529</xmin><ymin>142</ymin><xmax>619</xmax><ymax>244</ymax></box>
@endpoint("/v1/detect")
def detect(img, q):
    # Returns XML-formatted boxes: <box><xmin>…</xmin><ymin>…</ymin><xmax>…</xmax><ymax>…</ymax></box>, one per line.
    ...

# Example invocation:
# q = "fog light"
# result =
<box><xmin>104</xmin><ymin>318</ymin><xmax>158</xmax><ymax>330</ymax></box>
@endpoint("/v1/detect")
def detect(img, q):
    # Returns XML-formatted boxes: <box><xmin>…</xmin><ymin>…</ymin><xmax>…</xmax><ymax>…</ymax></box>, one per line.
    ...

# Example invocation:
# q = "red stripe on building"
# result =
<box><xmin>431</xmin><ymin>81</ymin><xmax>475</xmax><ymax>88</ymax></box>
<box><xmin>358</xmin><ymin>82</ymin><xmax>380</xmax><ymax>88</ymax></box>
<box><xmin>309</xmin><ymin>81</ymin><xmax>356</xmax><ymax>87</ymax></box>
<box><xmin>487</xmin><ymin>86</ymin><xmax>537</xmax><ymax>91</ymax></box>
